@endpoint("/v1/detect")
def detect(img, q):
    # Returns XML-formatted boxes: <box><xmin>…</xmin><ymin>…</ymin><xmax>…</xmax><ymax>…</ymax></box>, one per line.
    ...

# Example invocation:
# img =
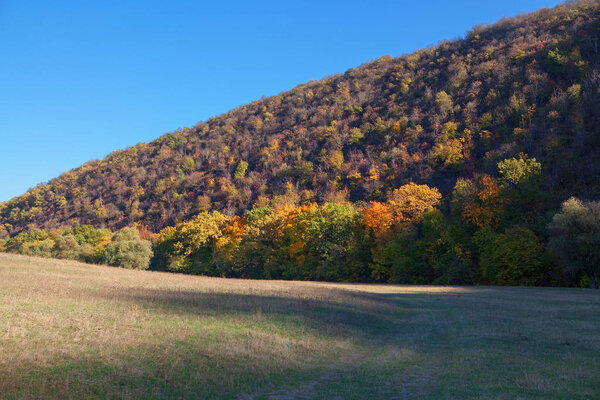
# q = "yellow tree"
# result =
<box><xmin>214</xmin><ymin>215</ymin><xmax>248</xmax><ymax>266</ymax></box>
<box><xmin>155</xmin><ymin>211</ymin><xmax>230</xmax><ymax>274</ymax></box>
<box><xmin>387</xmin><ymin>183</ymin><xmax>442</xmax><ymax>223</ymax></box>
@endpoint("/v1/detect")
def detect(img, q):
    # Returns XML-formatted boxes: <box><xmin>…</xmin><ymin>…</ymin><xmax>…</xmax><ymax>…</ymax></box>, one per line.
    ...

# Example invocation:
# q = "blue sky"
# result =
<box><xmin>0</xmin><ymin>0</ymin><xmax>564</xmax><ymax>202</ymax></box>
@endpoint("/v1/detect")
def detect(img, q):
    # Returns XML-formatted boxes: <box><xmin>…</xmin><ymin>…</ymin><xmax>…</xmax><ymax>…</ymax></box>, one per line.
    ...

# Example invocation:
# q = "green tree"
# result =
<box><xmin>234</xmin><ymin>160</ymin><xmax>248</xmax><ymax>179</ymax></box>
<box><xmin>497</xmin><ymin>154</ymin><xmax>542</xmax><ymax>188</ymax></box>
<box><xmin>65</xmin><ymin>225</ymin><xmax>112</xmax><ymax>246</ymax></box>
<box><xmin>104</xmin><ymin>227</ymin><xmax>153</xmax><ymax>270</ymax></box>
<box><xmin>236</xmin><ymin>205</ymin><xmax>288</xmax><ymax>279</ymax></box>
<box><xmin>416</xmin><ymin>210</ymin><xmax>473</xmax><ymax>284</ymax></box>
<box><xmin>382</xmin><ymin>210</ymin><xmax>472</xmax><ymax>284</ymax></box>
<box><xmin>53</xmin><ymin>234</ymin><xmax>81</xmax><ymax>260</ymax></box>
<box><xmin>182</xmin><ymin>157</ymin><xmax>195</xmax><ymax>173</ymax></box>
<box><xmin>385</xmin><ymin>229</ymin><xmax>422</xmax><ymax>284</ymax></box>
<box><xmin>451</xmin><ymin>178</ymin><xmax>477</xmax><ymax>215</ymax></box>
<box><xmin>282</xmin><ymin>203</ymin><xmax>368</xmax><ymax>281</ymax></box>
<box><xmin>548</xmin><ymin>197</ymin><xmax>600</xmax><ymax>288</ymax></box>
<box><xmin>5</xmin><ymin>229</ymin><xmax>53</xmax><ymax>256</ymax></box>
<box><xmin>435</xmin><ymin>91</ymin><xmax>453</xmax><ymax>117</ymax></box>
<box><xmin>497</xmin><ymin>154</ymin><xmax>545</xmax><ymax>229</ymax></box>
<box><xmin>474</xmin><ymin>226</ymin><xmax>547</xmax><ymax>286</ymax></box>
<box><xmin>22</xmin><ymin>238</ymin><xmax>55</xmax><ymax>258</ymax></box>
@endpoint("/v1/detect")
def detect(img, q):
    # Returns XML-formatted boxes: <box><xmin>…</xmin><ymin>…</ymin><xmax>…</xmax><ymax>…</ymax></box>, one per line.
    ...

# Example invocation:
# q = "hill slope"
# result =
<box><xmin>1</xmin><ymin>253</ymin><xmax>599</xmax><ymax>399</ymax></box>
<box><xmin>1</xmin><ymin>1</ymin><xmax>600</xmax><ymax>235</ymax></box>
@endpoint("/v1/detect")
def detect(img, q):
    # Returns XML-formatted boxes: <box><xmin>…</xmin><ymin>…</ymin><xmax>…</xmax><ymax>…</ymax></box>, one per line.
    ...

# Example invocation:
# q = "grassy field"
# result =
<box><xmin>0</xmin><ymin>253</ymin><xmax>598</xmax><ymax>399</ymax></box>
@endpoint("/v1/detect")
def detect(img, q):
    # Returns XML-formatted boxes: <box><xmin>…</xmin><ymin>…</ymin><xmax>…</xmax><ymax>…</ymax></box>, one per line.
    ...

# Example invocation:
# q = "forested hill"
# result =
<box><xmin>2</xmin><ymin>1</ymin><xmax>599</xmax><ymax>236</ymax></box>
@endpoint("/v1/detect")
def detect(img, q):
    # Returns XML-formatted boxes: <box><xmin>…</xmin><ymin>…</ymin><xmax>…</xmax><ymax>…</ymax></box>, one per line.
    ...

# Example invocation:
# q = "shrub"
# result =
<box><xmin>22</xmin><ymin>239</ymin><xmax>55</xmax><ymax>258</ymax></box>
<box><xmin>104</xmin><ymin>227</ymin><xmax>153</xmax><ymax>270</ymax></box>
<box><xmin>53</xmin><ymin>234</ymin><xmax>82</xmax><ymax>260</ymax></box>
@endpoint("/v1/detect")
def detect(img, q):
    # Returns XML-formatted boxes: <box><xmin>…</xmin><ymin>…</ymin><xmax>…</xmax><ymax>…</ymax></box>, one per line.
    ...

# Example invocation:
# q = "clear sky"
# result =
<box><xmin>0</xmin><ymin>0</ymin><xmax>564</xmax><ymax>202</ymax></box>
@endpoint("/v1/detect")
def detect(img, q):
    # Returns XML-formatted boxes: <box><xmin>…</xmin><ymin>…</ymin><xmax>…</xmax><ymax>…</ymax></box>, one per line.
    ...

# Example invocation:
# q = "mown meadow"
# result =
<box><xmin>1</xmin><ymin>253</ymin><xmax>598</xmax><ymax>399</ymax></box>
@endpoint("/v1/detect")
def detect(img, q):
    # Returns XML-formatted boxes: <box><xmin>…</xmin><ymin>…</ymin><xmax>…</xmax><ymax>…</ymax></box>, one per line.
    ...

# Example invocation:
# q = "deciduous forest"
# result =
<box><xmin>2</xmin><ymin>1</ymin><xmax>600</xmax><ymax>287</ymax></box>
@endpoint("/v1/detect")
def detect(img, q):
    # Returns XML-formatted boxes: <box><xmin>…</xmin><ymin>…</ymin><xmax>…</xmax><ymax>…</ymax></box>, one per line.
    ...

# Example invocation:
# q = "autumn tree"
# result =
<box><xmin>362</xmin><ymin>201</ymin><xmax>394</xmax><ymax>241</ymax></box>
<box><xmin>367</xmin><ymin>183</ymin><xmax>442</xmax><ymax>282</ymax></box>
<box><xmin>463</xmin><ymin>176</ymin><xmax>506</xmax><ymax>230</ymax></box>
<box><xmin>212</xmin><ymin>215</ymin><xmax>248</xmax><ymax>276</ymax></box>
<box><xmin>386</xmin><ymin>183</ymin><xmax>442</xmax><ymax>223</ymax></box>
<box><xmin>154</xmin><ymin>211</ymin><xmax>230</xmax><ymax>275</ymax></box>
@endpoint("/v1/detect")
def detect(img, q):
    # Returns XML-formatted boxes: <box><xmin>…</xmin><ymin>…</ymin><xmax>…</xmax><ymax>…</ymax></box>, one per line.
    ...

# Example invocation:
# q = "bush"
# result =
<box><xmin>53</xmin><ymin>234</ymin><xmax>81</xmax><ymax>260</ymax></box>
<box><xmin>22</xmin><ymin>238</ymin><xmax>55</xmax><ymax>258</ymax></box>
<box><xmin>5</xmin><ymin>229</ymin><xmax>52</xmax><ymax>254</ymax></box>
<box><xmin>104</xmin><ymin>227</ymin><xmax>153</xmax><ymax>270</ymax></box>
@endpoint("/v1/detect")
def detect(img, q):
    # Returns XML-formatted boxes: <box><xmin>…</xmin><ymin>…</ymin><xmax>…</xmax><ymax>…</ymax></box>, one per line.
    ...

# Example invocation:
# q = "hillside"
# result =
<box><xmin>1</xmin><ymin>1</ymin><xmax>599</xmax><ymax>235</ymax></box>
<box><xmin>1</xmin><ymin>254</ymin><xmax>598</xmax><ymax>399</ymax></box>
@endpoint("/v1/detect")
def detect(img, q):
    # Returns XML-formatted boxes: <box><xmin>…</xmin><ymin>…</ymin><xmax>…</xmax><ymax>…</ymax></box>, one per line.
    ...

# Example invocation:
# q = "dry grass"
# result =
<box><xmin>0</xmin><ymin>253</ymin><xmax>598</xmax><ymax>399</ymax></box>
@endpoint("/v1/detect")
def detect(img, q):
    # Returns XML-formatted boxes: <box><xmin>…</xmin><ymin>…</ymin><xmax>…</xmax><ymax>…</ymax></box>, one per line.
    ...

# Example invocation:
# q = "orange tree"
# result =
<box><xmin>364</xmin><ymin>183</ymin><xmax>442</xmax><ymax>282</ymax></box>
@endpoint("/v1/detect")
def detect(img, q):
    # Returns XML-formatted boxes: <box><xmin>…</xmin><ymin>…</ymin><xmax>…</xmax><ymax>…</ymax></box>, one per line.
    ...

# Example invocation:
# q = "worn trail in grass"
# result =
<box><xmin>0</xmin><ymin>253</ymin><xmax>598</xmax><ymax>399</ymax></box>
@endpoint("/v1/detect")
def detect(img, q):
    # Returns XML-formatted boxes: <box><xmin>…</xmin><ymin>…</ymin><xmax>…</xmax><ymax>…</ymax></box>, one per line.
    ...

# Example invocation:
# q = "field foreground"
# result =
<box><xmin>0</xmin><ymin>253</ymin><xmax>598</xmax><ymax>399</ymax></box>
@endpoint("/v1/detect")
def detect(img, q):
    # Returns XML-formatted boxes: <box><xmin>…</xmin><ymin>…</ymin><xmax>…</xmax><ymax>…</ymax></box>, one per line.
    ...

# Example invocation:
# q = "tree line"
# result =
<box><xmin>2</xmin><ymin>154</ymin><xmax>598</xmax><ymax>288</ymax></box>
